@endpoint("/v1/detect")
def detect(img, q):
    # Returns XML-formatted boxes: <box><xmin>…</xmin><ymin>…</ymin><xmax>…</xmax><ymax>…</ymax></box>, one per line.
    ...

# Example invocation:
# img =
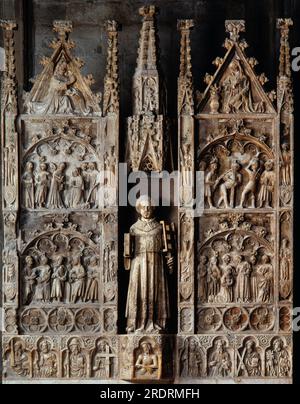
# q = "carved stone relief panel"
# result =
<box><xmin>1</xmin><ymin>9</ymin><xmax>293</xmax><ymax>384</ymax></box>
<box><xmin>3</xmin><ymin>336</ymin><xmax>118</xmax><ymax>380</ymax></box>
<box><xmin>177</xmin><ymin>335</ymin><xmax>292</xmax><ymax>379</ymax></box>
<box><xmin>119</xmin><ymin>335</ymin><xmax>174</xmax><ymax>382</ymax></box>
<box><xmin>193</xmin><ymin>19</ymin><xmax>293</xmax><ymax>383</ymax></box>
<box><xmin>2</xmin><ymin>18</ymin><xmax>120</xmax><ymax>381</ymax></box>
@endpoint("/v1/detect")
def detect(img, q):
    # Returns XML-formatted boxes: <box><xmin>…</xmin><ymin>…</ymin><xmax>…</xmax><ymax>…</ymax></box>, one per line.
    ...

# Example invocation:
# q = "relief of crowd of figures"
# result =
<box><xmin>20</xmin><ymin>120</ymin><xmax>117</xmax><ymax>210</ymax></box>
<box><xmin>0</xmin><ymin>6</ymin><xmax>293</xmax><ymax>383</ymax></box>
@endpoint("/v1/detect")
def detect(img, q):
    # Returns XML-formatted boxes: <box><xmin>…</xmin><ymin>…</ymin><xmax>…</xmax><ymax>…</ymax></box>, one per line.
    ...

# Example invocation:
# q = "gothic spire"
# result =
<box><xmin>177</xmin><ymin>19</ymin><xmax>194</xmax><ymax>115</ymax></box>
<box><xmin>103</xmin><ymin>20</ymin><xmax>120</xmax><ymax>115</ymax></box>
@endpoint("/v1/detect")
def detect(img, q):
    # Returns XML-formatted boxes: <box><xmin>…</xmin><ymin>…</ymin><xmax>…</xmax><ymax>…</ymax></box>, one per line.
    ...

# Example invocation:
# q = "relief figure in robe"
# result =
<box><xmin>35</xmin><ymin>163</ymin><xmax>50</xmax><ymax>208</ymax></box>
<box><xmin>47</xmin><ymin>163</ymin><xmax>66</xmax><ymax>209</ymax></box>
<box><xmin>22</xmin><ymin>162</ymin><xmax>35</xmax><ymax>208</ymax></box>
<box><xmin>124</xmin><ymin>196</ymin><xmax>174</xmax><ymax>334</ymax></box>
<box><xmin>33</xmin><ymin>256</ymin><xmax>51</xmax><ymax>303</ymax></box>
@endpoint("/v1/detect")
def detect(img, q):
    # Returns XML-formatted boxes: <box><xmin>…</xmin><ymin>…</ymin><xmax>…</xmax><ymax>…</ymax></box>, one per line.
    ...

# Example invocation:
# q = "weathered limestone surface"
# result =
<box><xmin>0</xmin><ymin>0</ymin><xmax>296</xmax><ymax>384</ymax></box>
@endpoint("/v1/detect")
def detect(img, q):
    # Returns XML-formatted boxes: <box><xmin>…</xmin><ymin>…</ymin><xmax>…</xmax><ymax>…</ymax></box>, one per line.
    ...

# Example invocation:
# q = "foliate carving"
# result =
<box><xmin>277</xmin><ymin>19</ymin><xmax>293</xmax><ymax>114</ymax></box>
<box><xmin>197</xmin><ymin>308</ymin><xmax>222</xmax><ymax>332</ymax></box>
<box><xmin>180</xmin><ymin>308</ymin><xmax>193</xmax><ymax>333</ymax></box>
<box><xmin>225</xmin><ymin>20</ymin><xmax>246</xmax><ymax>42</ymax></box>
<box><xmin>280</xmin><ymin>142</ymin><xmax>292</xmax><ymax>205</ymax></box>
<box><xmin>5</xmin><ymin>308</ymin><xmax>18</xmax><ymax>334</ymax></box>
<box><xmin>18</xmin><ymin>307</ymin><xmax>105</xmax><ymax>335</ymax></box>
<box><xmin>198</xmin><ymin>20</ymin><xmax>274</xmax><ymax>115</ymax></box>
<box><xmin>279</xmin><ymin>307</ymin><xmax>292</xmax><ymax>332</ymax></box>
<box><xmin>223</xmin><ymin>307</ymin><xmax>249</xmax><ymax>332</ymax></box>
<box><xmin>126</xmin><ymin>6</ymin><xmax>170</xmax><ymax>173</ymax></box>
<box><xmin>197</xmin><ymin>306</ymin><xmax>275</xmax><ymax>334</ymax></box>
<box><xmin>48</xmin><ymin>308</ymin><xmax>74</xmax><ymax>333</ymax></box>
<box><xmin>103</xmin><ymin>21</ymin><xmax>120</xmax><ymax>115</ymax></box>
<box><xmin>3</xmin><ymin>141</ymin><xmax>18</xmax><ymax>209</ymax></box>
<box><xmin>177</xmin><ymin>20</ymin><xmax>194</xmax><ymax>115</ymax></box>
<box><xmin>250</xmin><ymin>307</ymin><xmax>275</xmax><ymax>332</ymax></box>
<box><xmin>21</xmin><ymin>308</ymin><xmax>48</xmax><ymax>333</ymax></box>
<box><xmin>1</xmin><ymin>21</ymin><xmax>19</xmax><ymax>214</ymax></box>
<box><xmin>0</xmin><ymin>20</ymin><xmax>18</xmax><ymax>113</ymax></box>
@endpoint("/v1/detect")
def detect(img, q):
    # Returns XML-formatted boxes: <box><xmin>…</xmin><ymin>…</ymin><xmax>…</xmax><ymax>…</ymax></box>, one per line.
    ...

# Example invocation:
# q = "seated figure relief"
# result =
<box><xmin>26</xmin><ymin>58</ymin><xmax>92</xmax><ymax>116</ymax></box>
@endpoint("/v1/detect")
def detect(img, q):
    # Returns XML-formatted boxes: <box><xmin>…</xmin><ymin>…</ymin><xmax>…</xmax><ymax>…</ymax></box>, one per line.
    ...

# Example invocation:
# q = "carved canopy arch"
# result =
<box><xmin>199</xmin><ymin>228</ymin><xmax>274</xmax><ymax>254</ymax></box>
<box><xmin>21</xmin><ymin>228</ymin><xmax>98</xmax><ymax>256</ymax></box>
<box><xmin>200</xmin><ymin>134</ymin><xmax>274</xmax><ymax>162</ymax></box>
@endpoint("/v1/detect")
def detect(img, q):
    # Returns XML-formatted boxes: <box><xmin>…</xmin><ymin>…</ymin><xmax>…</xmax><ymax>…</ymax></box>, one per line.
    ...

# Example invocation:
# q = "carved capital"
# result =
<box><xmin>177</xmin><ymin>19</ymin><xmax>194</xmax><ymax>32</ymax></box>
<box><xmin>277</xmin><ymin>18</ymin><xmax>293</xmax><ymax>31</ymax></box>
<box><xmin>225</xmin><ymin>20</ymin><xmax>245</xmax><ymax>41</ymax></box>
<box><xmin>139</xmin><ymin>5</ymin><xmax>157</xmax><ymax>20</ymax></box>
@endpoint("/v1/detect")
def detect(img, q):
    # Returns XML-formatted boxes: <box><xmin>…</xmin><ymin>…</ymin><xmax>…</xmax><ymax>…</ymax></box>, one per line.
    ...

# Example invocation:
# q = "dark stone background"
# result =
<box><xmin>1</xmin><ymin>0</ymin><xmax>300</xmax><ymax>382</ymax></box>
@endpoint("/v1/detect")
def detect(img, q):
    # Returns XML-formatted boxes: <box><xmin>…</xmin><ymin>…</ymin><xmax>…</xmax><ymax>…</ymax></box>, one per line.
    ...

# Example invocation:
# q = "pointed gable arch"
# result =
<box><xmin>198</xmin><ymin>20</ymin><xmax>276</xmax><ymax>116</ymax></box>
<box><xmin>24</xmin><ymin>20</ymin><xmax>102</xmax><ymax>116</ymax></box>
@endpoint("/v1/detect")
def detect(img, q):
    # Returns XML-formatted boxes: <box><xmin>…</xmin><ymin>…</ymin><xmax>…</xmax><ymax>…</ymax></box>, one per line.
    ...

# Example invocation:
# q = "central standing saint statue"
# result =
<box><xmin>124</xmin><ymin>196</ymin><xmax>174</xmax><ymax>334</ymax></box>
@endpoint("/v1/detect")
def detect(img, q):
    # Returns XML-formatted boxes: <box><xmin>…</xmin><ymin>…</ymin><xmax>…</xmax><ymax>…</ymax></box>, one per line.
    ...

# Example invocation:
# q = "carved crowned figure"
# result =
<box><xmin>124</xmin><ymin>196</ymin><xmax>174</xmax><ymax>334</ymax></box>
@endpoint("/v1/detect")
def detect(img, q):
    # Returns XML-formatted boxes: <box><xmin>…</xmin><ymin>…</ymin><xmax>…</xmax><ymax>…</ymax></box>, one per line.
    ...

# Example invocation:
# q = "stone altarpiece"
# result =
<box><xmin>1</xmin><ymin>10</ymin><xmax>293</xmax><ymax>384</ymax></box>
<box><xmin>1</xmin><ymin>19</ymin><xmax>120</xmax><ymax>380</ymax></box>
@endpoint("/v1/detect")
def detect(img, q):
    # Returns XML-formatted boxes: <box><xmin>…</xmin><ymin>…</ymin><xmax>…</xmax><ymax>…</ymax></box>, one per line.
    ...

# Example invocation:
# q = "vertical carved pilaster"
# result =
<box><xmin>1</xmin><ymin>20</ymin><xmax>19</xmax><ymax>334</ymax></box>
<box><xmin>103</xmin><ymin>20</ymin><xmax>120</xmax><ymax>115</ymax></box>
<box><xmin>277</xmin><ymin>18</ymin><xmax>293</xmax><ymax>114</ymax></box>
<box><xmin>177</xmin><ymin>20</ymin><xmax>195</xmax><ymax>334</ymax></box>
<box><xmin>277</xmin><ymin>19</ymin><xmax>293</xmax><ymax>317</ymax></box>
<box><xmin>102</xmin><ymin>21</ymin><xmax>120</xmax><ymax>334</ymax></box>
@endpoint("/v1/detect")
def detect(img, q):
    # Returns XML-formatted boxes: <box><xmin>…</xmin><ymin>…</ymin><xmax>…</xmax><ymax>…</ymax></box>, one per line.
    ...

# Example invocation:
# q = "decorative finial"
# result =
<box><xmin>177</xmin><ymin>19</ymin><xmax>194</xmax><ymax>32</ymax></box>
<box><xmin>277</xmin><ymin>18</ymin><xmax>293</xmax><ymax>30</ymax></box>
<box><xmin>225</xmin><ymin>20</ymin><xmax>245</xmax><ymax>42</ymax></box>
<box><xmin>277</xmin><ymin>18</ymin><xmax>293</xmax><ymax>78</ymax></box>
<box><xmin>105</xmin><ymin>20</ymin><xmax>120</xmax><ymax>33</ymax></box>
<box><xmin>0</xmin><ymin>20</ymin><xmax>17</xmax><ymax>31</ymax></box>
<box><xmin>53</xmin><ymin>20</ymin><xmax>73</xmax><ymax>41</ymax></box>
<box><xmin>139</xmin><ymin>5</ymin><xmax>157</xmax><ymax>20</ymax></box>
